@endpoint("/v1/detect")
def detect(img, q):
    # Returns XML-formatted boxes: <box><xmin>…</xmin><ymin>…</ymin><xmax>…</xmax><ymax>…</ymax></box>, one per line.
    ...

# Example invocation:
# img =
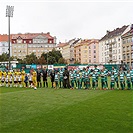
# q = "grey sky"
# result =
<box><xmin>0</xmin><ymin>0</ymin><xmax>133</xmax><ymax>43</ymax></box>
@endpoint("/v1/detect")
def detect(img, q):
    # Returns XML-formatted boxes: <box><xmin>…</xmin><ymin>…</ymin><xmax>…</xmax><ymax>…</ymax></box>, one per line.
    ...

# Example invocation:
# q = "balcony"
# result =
<box><xmin>109</xmin><ymin>53</ymin><xmax>112</xmax><ymax>57</ymax></box>
<box><xmin>109</xmin><ymin>47</ymin><xmax>112</xmax><ymax>51</ymax></box>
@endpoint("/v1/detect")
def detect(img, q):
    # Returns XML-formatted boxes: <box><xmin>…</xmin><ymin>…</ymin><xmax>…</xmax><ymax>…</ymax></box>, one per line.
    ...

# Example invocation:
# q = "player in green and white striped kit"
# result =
<box><xmin>73</xmin><ymin>70</ymin><xmax>77</xmax><ymax>88</ymax></box>
<box><xmin>76</xmin><ymin>71</ymin><xmax>81</xmax><ymax>89</ymax></box>
<box><xmin>70</xmin><ymin>70</ymin><xmax>74</xmax><ymax>89</ymax></box>
<box><xmin>111</xmin><ymin>67</ymin><xmax>119</xmax><ymax>89</ymax></box>
<box><xmin>59</xmin><ymin>68</ymin><xmax>64</xmax><ymax>88</ymax></box>
<box><xmin>84</xmin><ymin>69</ymin><xmax>90</xmax><ymax>89</ymax></box>
<box><xmin>100</xmin><ymin>69</ymin><xmax>106</xmax><ymax>90</ymax></box>
<box><xmin>110</xmin><ymin>72</ymin><xmax>115</xmax><ymax>90</ymax></box>
<box><xmin>92</xmin><ymin>71</ymin><xmax>97</xmax><ymax>90</ymax></box>
<box><xmin>81</xmin><ymin>68</ymin><xmax>86</xmax><ymax>89</ymax></box>
<box><xmin>94</xmin><ymin>65</ymin><xmax>100</xmax><ymax>89</ymax></box>
<box><xmin>119</xmin><ymin>68</ymin><xmax>125</xmax><ymax>90</ymax></box>
<box><xmin>126</xmin><ymin>70</ymin><xmax>131</xmax><ymax>90</ymax></box>
<box><xmin>54</xmin><ymin>71</ymin><xmax>59</xmax><ymax>88</ymax></box>
<box><xmin>103</xmin><ymin>66</ymin><xmax>108</xmax><ymax>89</ymax></box>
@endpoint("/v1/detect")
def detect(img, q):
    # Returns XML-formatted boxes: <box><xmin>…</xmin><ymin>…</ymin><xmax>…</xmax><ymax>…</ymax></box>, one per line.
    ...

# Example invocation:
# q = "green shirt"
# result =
<box><xmin>119</xmin><ymin>73</ymin><xmax>125</xmax><ymax>82</ymax></box>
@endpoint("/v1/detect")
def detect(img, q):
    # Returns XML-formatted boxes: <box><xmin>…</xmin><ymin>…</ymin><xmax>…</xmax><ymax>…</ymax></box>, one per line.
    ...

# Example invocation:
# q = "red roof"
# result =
<box><xmin>57</xmin><ymin>43</ymin><xmax>68</xmax><ymax>48</ymax></box>
<box><xmin>11</xmin><ymin>32</ymin><xmax>54</xmax><ymax>39</ymax></box>
<box><xmin>0</xmin><ymin>34</ymin><xmax>10</xmax><ymax>41</ymax></box>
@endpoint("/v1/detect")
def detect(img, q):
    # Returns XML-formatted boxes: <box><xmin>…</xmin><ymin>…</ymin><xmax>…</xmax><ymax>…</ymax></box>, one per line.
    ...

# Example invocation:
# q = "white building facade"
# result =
<box><xmin>99</xmin><ymin>25</ymin><xmax>130</xmax><ymax>64</ymax></box>
<box><xmin>0</xmin><ymin>41</ymin><xmax>12</xmax><ymax>56</ymax></box>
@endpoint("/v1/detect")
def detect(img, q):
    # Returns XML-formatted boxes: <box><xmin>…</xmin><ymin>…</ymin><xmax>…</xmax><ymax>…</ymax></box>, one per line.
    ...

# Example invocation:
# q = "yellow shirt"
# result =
<box><xmin>21</xmin><ymin>70</ymin><xmax>25</xmax><ymax>75</ymax></box>
<box><xmin>0</xmin><ymin>71</ymin><xmax>2</xmax><ymax>77</ymax></box>
<box><xmin>3</xmin><ymin>72</ymin><xmax>7</xmax><ymax>77</ymax></box>
<box><xmin>32</xmin><ymin>71</ymin><xmax>37</xmax><ymax>77</ymax></box>
<box><xmin>16</xmin><ymin>72</ymin><xmax>21</xmax><ymax>76</ymax></box>
<box><xmin>8</xmin><ymin>72</ymin><xmax>12</xmax><ymax>75</ymax></box>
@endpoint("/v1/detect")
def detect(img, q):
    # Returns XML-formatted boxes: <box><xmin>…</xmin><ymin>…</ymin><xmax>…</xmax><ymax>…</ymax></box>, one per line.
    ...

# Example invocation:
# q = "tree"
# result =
<box><xmin>23</xmin><ymin>53</ymin><xmax>38</xmax><ymax>64</ymax></box>
<box><xmin>37</xmin><ymin>56</ymin><xmax>47</xmax><ymax>65</ymax></box>
<box><xmin>0</xmin><ymin>52</ymin><xmax>15</xmax><ymax>62</ymax></box>
<box><xmin>41</xmin><ymin>49</ymin><xmax>63</xmax><ymax>64</ymax></box>
<box><xmin>58</xmin><ymin>58</ymin><xmax>67</xmax><ymax>64</ymax></box>
<box><xmin>0</xmin><ymin>53</ymin><xmax>9</xmax><ymax>62</ymax></box>
<box><xmin>74</xmin><ymin>60</ymin><xmax>80</xmax><ymax>64</ymax></box>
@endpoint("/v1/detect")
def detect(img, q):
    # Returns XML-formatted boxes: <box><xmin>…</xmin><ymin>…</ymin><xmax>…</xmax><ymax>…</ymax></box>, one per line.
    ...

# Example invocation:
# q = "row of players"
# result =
<box><xmin>52</xmin><ymin>66</ymin><xmax>133</xmax><ymax>90</ymax></box>
<box><xmin>0</xmin><ymin>68</ymin><xmax>37</xmax><ymax>89</ymax></box>
<box><xmin>0</xmin><ymin>65</ymin><xmax>133</xmax><ymax>90</ymax></box>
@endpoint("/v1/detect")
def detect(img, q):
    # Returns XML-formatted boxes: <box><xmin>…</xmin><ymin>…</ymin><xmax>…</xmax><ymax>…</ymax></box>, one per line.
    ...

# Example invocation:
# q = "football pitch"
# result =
<box><xmin>0</xmin><ymin>87</ymin><xmax>132</xmax><ymax>133</ymax></box>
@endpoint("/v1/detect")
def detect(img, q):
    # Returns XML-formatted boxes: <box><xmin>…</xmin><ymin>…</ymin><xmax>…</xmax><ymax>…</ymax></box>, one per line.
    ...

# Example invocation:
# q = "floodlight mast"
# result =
<box><xmin>6</xmin><ymin>5</ymin><xmax>14</xmax><ymax>70</ymax></box>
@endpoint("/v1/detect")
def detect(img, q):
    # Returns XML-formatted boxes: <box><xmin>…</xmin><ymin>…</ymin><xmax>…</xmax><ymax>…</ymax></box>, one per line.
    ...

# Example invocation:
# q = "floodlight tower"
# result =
<box><xmin>6</xmin><ymin>5</ymin><xmax>14</xmax><ymax>70</ymax></box>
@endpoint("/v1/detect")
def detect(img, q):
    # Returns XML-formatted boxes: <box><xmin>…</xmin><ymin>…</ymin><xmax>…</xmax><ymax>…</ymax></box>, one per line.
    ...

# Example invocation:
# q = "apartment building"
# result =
<box><xmin>56</xmin><ymin>42</ymin><xmax>67</xmax><ymax>54</ymax></box>
<box><xmin>99</xmin><ymin>25</ymin><xmax>130</xmax><ymax>64</ymax></box>
<box><xmin>122</xmin><ymin>25</ymin><xmax>133</xmax><ymax>67</ymax></box>
<box><xmin>62</xmin><ymin>43</ymin><xmax>70</xmax><ymax>64</ymax></box>
<box><xmin>70</xmin><ymin>39</ymin><xmax>81</xmax><ymax>64</ymax></box>
<box><xmin>74</xmin><ymin>39</ymin><xmax>99</xmax><ymax>64</ymax></box>
<box><xmin>0</xmin><ymin>34</ymin><xmax>12</xmax><ymax>56</ymax></box>
<box><xmin>88</xmin><ymin>39</ymin><xmax>99</xmax><ymax>64</ymax></box>
<box><xmin>11</xmin><ymin>32</ymin><xmax>56</xmax><ymax>59</ymax></box>
<box><xmin>56</xmin><ymin>39</ymin><xmax>81</xmax><ymax>64</ymax></box>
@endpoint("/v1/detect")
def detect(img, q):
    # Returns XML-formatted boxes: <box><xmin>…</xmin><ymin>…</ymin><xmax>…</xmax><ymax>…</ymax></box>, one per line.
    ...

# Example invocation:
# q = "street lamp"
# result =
<box><xmin>6</xmin><ymin>5</ymin><xmax>14</xmax><ymax>70</ymax></box>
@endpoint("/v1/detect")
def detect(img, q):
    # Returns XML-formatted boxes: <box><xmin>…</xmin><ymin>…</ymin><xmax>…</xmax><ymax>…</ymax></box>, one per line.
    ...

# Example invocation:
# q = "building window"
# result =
<box><xmin>94</xmin><ymin>44</ymin><xmax>96</xmax><ymax>49</ymax></box>
<box><xmin>132</xmin><ymin>62</ymin><xmax>133</xmax><ymax>68</ymax></box>
<box><xmin>118</xmin><ymin>49</ymin><xmax>120</xmax><ymax>53</ymax></box>
<box><xmin>94</xmin><ymin>55</ymin><xmax>96</xmax><ymax>58</ymax></box>
<box><xmin>132</xmin><ymin>53</ymin><xmax>133</xmax><ymax>59</ymax></box>
<box><xmin>132</xmin><ymin>45</ymin><xmax>133</xmax><ymax>50</ymax></box>
<box><xmin>123</xmin><ymin>47</ymin><xmax>125</xmax><ymax>52</ymax></box>
<box><xmin>127</xmin><ymin>46</ymin><xmax>130</xmax><ymax>51</ymax></box>
<box><xmin>49</xmin><ymin>40</ymin><xmax>52</xmax><ymax>43</ymax></box>
<box><xmin>84</xmin><ymin>50</ymin><xmax>87</xmax><ymax>53</ymax></box>
<box><xmin>127</xmin><ymin>54</ymin><xmax>130</xmax><ymax>59</ymax></box>
<box><xmin>2</xmin><ymin>48</ymin><xmax>5</xmax><ymax>51</ymax></box>
<box><xmin>123</xmin><ymin>54</ymin><xmax>126</xmax><ymax>60</ymax></box>
<box><xmin>94</xmin><ymin>50</ymin><xmax>96</xmax><ymax>53</ymax></box>
<box><xmin>119</xmin><ymin>55</ymin><xmax>121</xmax><ymax>59</ymax></box>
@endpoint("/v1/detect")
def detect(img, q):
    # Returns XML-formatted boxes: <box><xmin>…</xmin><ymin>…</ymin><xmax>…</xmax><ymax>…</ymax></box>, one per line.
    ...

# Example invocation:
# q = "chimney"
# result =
<box><xmin>106</xmin><ymin>30</ymin><xmax>110</xmax><ymax>35</ymax></box>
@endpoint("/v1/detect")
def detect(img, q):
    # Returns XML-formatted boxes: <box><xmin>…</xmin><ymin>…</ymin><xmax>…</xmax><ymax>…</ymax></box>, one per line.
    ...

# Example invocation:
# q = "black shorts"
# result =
<box><xmin>14</xmin><ymin>81</ymin><xmax>18</xmax><ymax>84</ymax></box>
<box><xmin>18</xmin><ymin>81</ymin><xmax>21</xmax><ymax>84</ymax></box>
<box><xmin>29</xmin><ymin>81</ymin><xmax>33</xmax><ymax>84</ymax></box>
<box><xmin>43</xmin><ymin>78</ymin><xmax>47</xmax><ymax>82</ymax></box>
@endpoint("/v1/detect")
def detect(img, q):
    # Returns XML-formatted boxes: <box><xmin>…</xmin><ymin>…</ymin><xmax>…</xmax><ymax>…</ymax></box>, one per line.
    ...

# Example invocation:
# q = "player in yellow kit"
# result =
<box><xmin>0</xmin><ymin>70</ymin><xmax>2</xmax><ymax>79</ymax></box>
<box><xmin>32</xmin><ymin>68</ymin><xmax>37</xmax><ymax>90</ymax></box>
<box><xmin>0</xmin><ymin>70</ymin><xmax>2</xmax><ymax>86</ymax></box>
<box><xmin>3</xmin><ymin>70</ymin><xmax>7</xmax><ymax>77</ymax></box>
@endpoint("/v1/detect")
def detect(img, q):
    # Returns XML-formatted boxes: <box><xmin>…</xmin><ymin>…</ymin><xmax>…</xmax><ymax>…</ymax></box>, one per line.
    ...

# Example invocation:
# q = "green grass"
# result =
<box><xmin>0</xmin><ymin>87</ymin><xmax>133</xmax><ymax>133</ymax></box>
